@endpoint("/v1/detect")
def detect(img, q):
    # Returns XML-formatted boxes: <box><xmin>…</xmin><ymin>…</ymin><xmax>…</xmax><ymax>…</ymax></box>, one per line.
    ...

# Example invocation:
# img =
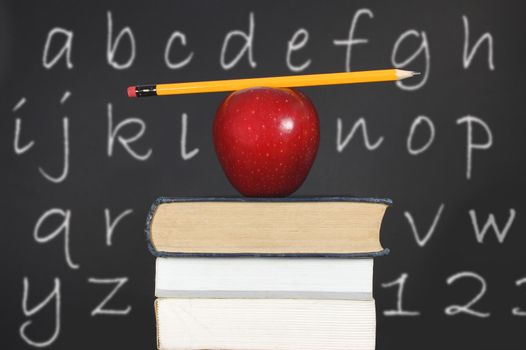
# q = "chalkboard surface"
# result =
<box><xmin>2</xmin><ymin>0</ymin><xmax>525</xmax><ymax>349</ymax></box>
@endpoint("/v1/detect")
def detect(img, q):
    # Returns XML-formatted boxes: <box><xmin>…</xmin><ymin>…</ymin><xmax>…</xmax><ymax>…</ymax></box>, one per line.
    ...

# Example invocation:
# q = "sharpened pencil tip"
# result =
<box><xmin>395</xmin><ymin>69</ymin><xmax>421</xmax><ymax>80</ymax></box>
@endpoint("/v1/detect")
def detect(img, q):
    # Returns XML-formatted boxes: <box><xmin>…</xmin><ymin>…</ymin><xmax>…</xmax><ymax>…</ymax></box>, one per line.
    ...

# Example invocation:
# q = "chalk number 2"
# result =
<box><xmin>445</xmin><ymin>271</ymin><xmax>490</xmax><ymax>318</ymax></box>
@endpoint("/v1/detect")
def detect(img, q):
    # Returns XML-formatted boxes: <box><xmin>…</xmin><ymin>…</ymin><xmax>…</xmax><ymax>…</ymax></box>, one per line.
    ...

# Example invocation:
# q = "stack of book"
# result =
<box><xmin>146</xmin><ymin>197</ymin><xmax>390</xmax><ymax>350</ymax></box>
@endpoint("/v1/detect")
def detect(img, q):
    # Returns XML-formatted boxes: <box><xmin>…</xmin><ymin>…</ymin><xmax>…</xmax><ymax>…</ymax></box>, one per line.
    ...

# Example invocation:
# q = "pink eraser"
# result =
<box><xmin>127</xmin><ymin>86</ymin><xmax>136</xmax><ymax>98</ymax></box>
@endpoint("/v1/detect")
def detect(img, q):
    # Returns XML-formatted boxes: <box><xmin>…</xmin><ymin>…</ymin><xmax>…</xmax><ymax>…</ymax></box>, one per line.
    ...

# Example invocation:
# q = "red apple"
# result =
<box><xmin>213</xmin><ymin>87</ymin><xmax>320</xmax><ymax>197</ymax></box>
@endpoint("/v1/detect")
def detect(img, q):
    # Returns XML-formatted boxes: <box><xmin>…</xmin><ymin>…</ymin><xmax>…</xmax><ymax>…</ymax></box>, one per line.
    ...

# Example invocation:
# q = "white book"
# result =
<box><xmin>155</xmin><ymin>298</ymin><xmax>376</xmax><ymax>350</ymax></box>
<box><xmin>155</xmin><ymin>257</ymin><xmax>373</xmax><ymax>299</ymax></box>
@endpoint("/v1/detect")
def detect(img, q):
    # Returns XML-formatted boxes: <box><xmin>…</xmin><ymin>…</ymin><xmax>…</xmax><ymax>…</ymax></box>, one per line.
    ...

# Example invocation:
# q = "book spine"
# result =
<box><xmin>145</xmin><ymin>197</ymin><xmax>163</xmax><ymax>257</ymax></box>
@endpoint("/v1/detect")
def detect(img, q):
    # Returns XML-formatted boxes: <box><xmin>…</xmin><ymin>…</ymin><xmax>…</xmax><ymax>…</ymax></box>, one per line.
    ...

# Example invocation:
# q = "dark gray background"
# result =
<box><xmin>1</xmin><ymin>1</ymin><xmax>525</xmax><ymax>349</ymax></box>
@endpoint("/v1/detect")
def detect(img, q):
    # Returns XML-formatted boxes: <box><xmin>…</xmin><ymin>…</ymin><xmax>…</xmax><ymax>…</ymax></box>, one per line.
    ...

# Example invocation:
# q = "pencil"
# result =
<box><xmin>127</xmin><ymin>69</ymin><xmax>418</xmax><ymax>98</ymax></box>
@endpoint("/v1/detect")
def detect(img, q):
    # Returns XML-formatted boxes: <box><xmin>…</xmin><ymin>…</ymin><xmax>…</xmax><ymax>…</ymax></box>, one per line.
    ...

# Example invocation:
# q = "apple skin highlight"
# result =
<box><xmin>213</xmin><ymin>87</ymin><xmax>320</xmax><ymax>197</ymax></box>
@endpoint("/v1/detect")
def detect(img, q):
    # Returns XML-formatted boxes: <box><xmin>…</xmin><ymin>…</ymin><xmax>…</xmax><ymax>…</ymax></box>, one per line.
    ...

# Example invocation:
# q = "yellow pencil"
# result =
<box><xmin>127</xmin><ymin>69</ymin><xmax>418</xmax><ymax>98</ymax></box>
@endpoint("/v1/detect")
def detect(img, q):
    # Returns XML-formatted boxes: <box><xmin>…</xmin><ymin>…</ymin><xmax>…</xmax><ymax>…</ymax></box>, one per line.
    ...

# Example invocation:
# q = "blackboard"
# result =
<box><xmin>2</xmin><ymin>0</ymin><xmax>525</xmax><ymax>349</ymax></box>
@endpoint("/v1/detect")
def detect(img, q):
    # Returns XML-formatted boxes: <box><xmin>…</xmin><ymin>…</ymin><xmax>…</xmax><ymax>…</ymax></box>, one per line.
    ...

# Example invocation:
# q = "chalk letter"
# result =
<box><xmin>407</xmin><ymin>115</ymin><xmax>435</xmax><ymax>155</ymax></box>
<box><xmin>20</xmin><ymin>277</ymin><xmax>61</xmax><ymax>348</ymax></box>
<box><xmin>34</xmin><ymin>208</ymin><xmax>78</xmax><ymax>269</ymax></box>
<box><xmin>88</xmin><ymin>277</ymin><xmax>132</xmax><ymax>316</ymax></box>
<box><xmin>469</xmin><ymin>209</ymin><xmax>515</xmax><ymax>244</ymax></box>
<box><xmin>333</xmin><ymin>8</ymin><xmax>373</xmax><ymax>72</ymax></box>
<box><xmin>180</xmin><ymin>113</ymin><xmax>199</xmax><ymax>160</ymax></box>
<box><xmin>220</xmin><ymin>12</ymin><xmax>256</xmax><ymax>70</ymax></box>
<box><xmin>107</xmin><ymin>103</ymin><xmax>152</xmax><ymax>161</ymax></box>
<box><xmin>391</xmin><ymin>29</ymin><xmax>430</xmax><ymax>91</ymax></box>
<box><xmin>462</xmin><ymin>15</ymin><xmax>495</xmax><ymax>70</ymax></box>
<box><xmin>105</xmin><ymin>209</ymin><xmax>133</xmax><ymax>246</ymax></box>
<box><xmin>106</xmin><ymin>11</ymin><xmax>136</xmax><ymax>70</ymax></box>
<box><xmin>38</xmin><ymin>118</ymin><xmax>69</xmax><ymax>183</ymax></box>
<box><xmin>13</xmin><ymin>97</ymin><xmax>27</xmax><ymax>112</ymax></box>
<box><xmin>42</xmin><ymin>28</ymin><xmax>73</xmax><ymax>69</ymax></box>
<box><xmin>13</xmin><ymin>97</ymin><xmax>34</xmax><ymax>155</ymax></box>
<box><xmin>14</xmin><ymin>119</ymin><xmax>35</xmax><ymax>154</ymax></box>
<box><xmin>404</xmin><ymin>203</ymin><xmax>444</xmax><ymax>247</ymax></box>
<box><xmin>456</xmin><ymin>115</ymin><xmax>493</xmax><ymax>180</ymax></box>
<box><xmin>445</xmin><ymin>271</ymin><xmax>490</xmax><ymax>318</ymax></box>
<box><xmin>38</xmin><ymin>95</ymin><xmax>70</xmax><ymax>184</ymax></box>
<box><xmin>164</xmin><ymin>31</ymin><xmax>193</xmax><ymax>69</ymax></box>
<box><xmin>286</xmin><ymin>28</ymin><xmax>311</xmax><ymax>72</ymax></box>
<box><xmin>381</xmin><ymin>273</ymin><xmax>420</xmax><ymax>316</ymax></box>
<box><xmin>512</xmin><ymin>277</ymin><xmax>526</xmax><ymax>316</ymax></box>
<box><xmin>336</xmin><ymin>117</ymin><xmax>383</xmax><ymax>152</ymax></box>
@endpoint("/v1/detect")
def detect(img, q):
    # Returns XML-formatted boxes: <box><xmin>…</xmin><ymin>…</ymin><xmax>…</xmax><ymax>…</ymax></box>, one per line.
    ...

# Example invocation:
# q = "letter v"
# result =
<box><xmin>404</xmin><ymin>203</ymin><xmax>444</xmax><ymax>247</ymax></box>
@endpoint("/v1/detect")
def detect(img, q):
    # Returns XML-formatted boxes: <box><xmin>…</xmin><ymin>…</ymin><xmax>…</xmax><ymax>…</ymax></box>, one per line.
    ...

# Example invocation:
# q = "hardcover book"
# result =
<box><xmin>146</xmin><ymin>197</ymin><xmax>391</xmax><ymax>257</ymax></box>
